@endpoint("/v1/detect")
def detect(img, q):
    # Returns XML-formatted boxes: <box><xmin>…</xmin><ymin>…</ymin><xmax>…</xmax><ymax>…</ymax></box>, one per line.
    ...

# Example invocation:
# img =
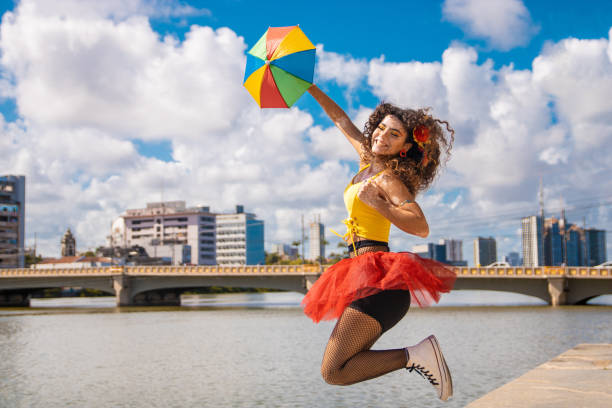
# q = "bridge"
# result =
<box><xmin>0</xmin><ymin>265</ymin><xmax>610</xmax><ymax>307</ymax></box>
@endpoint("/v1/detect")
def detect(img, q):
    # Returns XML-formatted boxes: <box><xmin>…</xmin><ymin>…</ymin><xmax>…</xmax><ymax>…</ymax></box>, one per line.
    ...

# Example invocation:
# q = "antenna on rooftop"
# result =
<box><xmin>538</xmin><ymin>177</ymin><xmax>545</xmax><ymax>220</ymax></box>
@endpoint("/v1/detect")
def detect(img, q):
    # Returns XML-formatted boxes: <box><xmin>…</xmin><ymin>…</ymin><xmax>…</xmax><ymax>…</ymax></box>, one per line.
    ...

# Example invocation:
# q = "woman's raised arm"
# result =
<box><xmin>307</xmin><ymin>84</ymin><xmax>364</xmax><ymax>154</ymax></box>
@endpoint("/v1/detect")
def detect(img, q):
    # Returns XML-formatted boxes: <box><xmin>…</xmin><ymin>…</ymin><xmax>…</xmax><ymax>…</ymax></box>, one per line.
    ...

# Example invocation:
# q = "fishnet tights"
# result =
<box><xmin>349</xmin><ymin>245</ymin><xmax>389</xmax><ymax>258</ymax></box>
<box><xmin>320</xmin><ymin>307</ymin><xmax>407</xmax><ymax>385</ymax></box>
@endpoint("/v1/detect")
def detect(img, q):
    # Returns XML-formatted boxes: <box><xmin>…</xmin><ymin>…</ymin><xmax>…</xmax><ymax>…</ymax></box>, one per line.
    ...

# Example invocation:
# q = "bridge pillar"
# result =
<box><xmin>113</xmin><ymin>274</ymin><xmax>133</xmax><ymax>306</ymax></box>
<box><xmin>303</xmin><ymin>274</ymin><xmax>320</xmax><ymax>293</ymax></box>
<box><xmin>547</xmin><ymin>278</ymin><xmax>568</xmax><ymax>306</ymax></box>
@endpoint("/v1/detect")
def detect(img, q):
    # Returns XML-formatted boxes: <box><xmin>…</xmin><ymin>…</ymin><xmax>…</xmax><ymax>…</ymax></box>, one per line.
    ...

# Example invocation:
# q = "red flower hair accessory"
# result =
<box><xmin>413</xmin><ymin>125</ymin><xmax>430</xmax><ymax>148</ymax></box>
<box><xmin>413</xmin><ymin>125</ymin><xmax>431</xmax><ymax>166</ymax></box>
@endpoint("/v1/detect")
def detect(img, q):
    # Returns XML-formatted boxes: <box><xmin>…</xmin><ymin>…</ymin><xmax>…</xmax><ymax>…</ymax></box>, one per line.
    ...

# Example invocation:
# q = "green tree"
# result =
<box><xmin>265</xmin><ymin>251</ymin><xmax>281</xmax><ymax>265</ymax></box>
<box><xmin>25</xmin><ymin>253</ymin><xmax>43</xmax><ymax>267</ymax></box>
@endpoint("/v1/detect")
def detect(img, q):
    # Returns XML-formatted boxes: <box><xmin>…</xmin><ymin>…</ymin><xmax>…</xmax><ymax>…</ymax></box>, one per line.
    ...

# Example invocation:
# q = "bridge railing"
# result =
<box><xmin>451</xmin><ymin>266</ymin><xmax>611</xmax><ymax>278</ymax></box>
<box><xmin>0</xmin><ymin>264</ymin><xmax>323</xmax><ymax>277</ymax></box>
<box><xmin>125</xmin><ymin>265</ymin><xmax>321</xmax><ymax>275</ymax></box>
<box><xmin>0</xmin><ymin>265</ymin><xmax>610</xmax><ymax>278</ymax></box>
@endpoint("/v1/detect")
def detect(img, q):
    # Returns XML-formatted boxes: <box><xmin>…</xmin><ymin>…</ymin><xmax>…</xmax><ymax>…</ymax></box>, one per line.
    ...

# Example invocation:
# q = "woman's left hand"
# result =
<box><xmin>357</xmin><ymin>179</ymin><xmax>389</xmax><ymax>210</ymax></box>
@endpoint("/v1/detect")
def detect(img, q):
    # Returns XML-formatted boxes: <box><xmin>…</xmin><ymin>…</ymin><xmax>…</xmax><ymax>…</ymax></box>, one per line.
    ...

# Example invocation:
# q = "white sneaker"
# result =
<box><xmin>405</xmin><ymin>335</ymin><xmax>453</xmax><ymax>401</ymax></box>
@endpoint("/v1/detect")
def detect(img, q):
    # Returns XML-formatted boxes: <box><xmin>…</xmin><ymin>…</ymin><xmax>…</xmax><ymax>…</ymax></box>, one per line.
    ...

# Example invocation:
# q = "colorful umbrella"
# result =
<box><xmin>243</xmin><ymin>25</ymin><xmax>316</xmax><ymax>108</ymax></box>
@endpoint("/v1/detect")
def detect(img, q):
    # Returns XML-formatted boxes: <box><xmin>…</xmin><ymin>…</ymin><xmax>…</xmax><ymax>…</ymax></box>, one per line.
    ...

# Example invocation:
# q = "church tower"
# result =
<box><xmin>61</xmin><ymin>228</ymin><xmax>76</xmax><ymax>257</ymax></box>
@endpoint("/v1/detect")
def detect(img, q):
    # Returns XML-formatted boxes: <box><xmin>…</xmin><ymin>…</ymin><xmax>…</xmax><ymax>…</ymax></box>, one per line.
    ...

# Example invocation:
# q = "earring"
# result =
<box><xmin>399</xmin><ymin>149</ymin><xmax>407</xmax><ymax>158</ymax></box>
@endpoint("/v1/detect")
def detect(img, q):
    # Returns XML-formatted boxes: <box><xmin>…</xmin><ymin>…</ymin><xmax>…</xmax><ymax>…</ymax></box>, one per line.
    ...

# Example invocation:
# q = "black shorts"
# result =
<box><xmin>348</xmin><ymin>289</ymin><xmax>411</xmax><ymax>333</ymax></box>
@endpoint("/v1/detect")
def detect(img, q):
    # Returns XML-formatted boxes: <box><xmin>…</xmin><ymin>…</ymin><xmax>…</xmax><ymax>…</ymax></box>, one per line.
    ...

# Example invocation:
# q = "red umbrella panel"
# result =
<box><xmin>244</xmin><ymin>26</ymin><xmax>316</xmax><ymax>108</ymax></box>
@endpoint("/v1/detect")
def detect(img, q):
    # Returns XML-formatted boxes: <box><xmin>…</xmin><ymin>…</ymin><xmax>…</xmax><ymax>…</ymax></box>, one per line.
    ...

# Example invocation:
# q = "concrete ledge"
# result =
<box><xmin>466</xmin><ymin>344</ymin><xmax>612</xmax><ymax>408</ymax></box>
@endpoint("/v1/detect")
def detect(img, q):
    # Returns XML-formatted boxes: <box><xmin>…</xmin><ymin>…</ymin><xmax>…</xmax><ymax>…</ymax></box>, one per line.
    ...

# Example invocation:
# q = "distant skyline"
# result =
<box><xmin>0</xmin><ymin>0</ymin><xmax>611</xmax><ymax>259</ymax></box>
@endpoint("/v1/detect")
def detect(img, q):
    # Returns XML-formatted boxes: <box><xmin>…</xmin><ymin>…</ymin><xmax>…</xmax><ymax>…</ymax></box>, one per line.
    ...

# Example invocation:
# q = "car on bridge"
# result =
<box><xmin>486</xmin><ymin>261</ymin><xmax>511</xmax><ymax>267</ymax></box>
<box><xmin>595</xmin><ymin>261</ymin><xmax>612</xmax><ymax>268</ymax></box>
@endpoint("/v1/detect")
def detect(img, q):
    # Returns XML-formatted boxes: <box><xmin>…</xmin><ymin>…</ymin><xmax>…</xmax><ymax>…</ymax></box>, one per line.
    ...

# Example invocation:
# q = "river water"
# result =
<box><xmin>1</xmin><ymin>292</ymin><xmax>611</xmax><ymax>408</ymax></box>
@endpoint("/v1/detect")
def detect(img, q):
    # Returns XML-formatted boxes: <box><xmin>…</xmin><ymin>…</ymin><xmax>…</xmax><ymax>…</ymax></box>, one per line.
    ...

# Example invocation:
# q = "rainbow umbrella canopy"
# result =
<box><xmin>243</xmin><ymin>26</ymin><xmax>316</xmax><ymax>108</ymax></box>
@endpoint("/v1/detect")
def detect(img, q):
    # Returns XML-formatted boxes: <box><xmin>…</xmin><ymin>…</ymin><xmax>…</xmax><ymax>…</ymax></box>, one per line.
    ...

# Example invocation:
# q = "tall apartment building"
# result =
<box><xmin>544</xmin><ymin>217</ymin><xmax>565</xmax><ymax>266</ymax></box>
<box><xmin>522</xmin><ymin>215</ymin><xmax>544</xmax><ymax>267</ymax></box>
<box><xmin>505</xmin><ymin>252</ymin><xmax>521</xmax><ymax>266</ymax></box>
<box><xmin>585</xmin><ymin>228</ymin><xmax>607</xmax><ymax>266</ymax></box>
<box><xmin>474</xmin><ymin>236</ymin><xmax>497</xmax><ymax>266</ymax></box>
<box><xmin>216</xmin><ymin>205</ymin><xmax>264</xmax><ymax>265</ymax></box>
<box><xmin>309</xmin><ymin>218</ymin><xmax>325</xmax><ymax>262</ymax></box>
<box><xmin>440</xmin><ymin>239</ymin><xmax>463</xmax><ymax>263</ymax></box>
<box><xmin>565</xmin><ymin>225</ymin><xmax>584</xmax><ymax>266</ymax></box>
<box><xmin>0</xmin><ymin>175</ymin><xmax>25</xmax><ymax>268</ymax></box>
<box><xmin>116</xmin><ymin>201</ymin><xmax>216</xmax><ymax>265</ymax></box>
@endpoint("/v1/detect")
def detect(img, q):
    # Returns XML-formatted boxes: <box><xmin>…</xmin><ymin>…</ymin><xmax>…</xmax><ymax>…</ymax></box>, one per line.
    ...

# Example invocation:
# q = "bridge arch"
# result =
<box><xmin>128</xmin><ymin>275</ymin><xmax>309</xmax><ymax>298</ymax></box>
<box><xmin>452</xmin><ymin>277</ymin><xmax>552</xmax><ymax>304</ymax></box>
<box><xmin>566</xmin><ymin>279</ymin><xmax>612</xmax><ymax>305</ymax></box>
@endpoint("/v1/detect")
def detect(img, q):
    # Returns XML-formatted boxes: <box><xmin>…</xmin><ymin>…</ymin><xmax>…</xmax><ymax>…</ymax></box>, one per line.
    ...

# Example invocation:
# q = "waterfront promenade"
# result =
<box><xmin>466</xmin><ymin>343</ymin><xmax>612</xmax><ymax>408</ymax></box>
<box><xmin>1</xmin><ymin>264</ymin><xmax>611</xmax><ymax>307</ymax></box>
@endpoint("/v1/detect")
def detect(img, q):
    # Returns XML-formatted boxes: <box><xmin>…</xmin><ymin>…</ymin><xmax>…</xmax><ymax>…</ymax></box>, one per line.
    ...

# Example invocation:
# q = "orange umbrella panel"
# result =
<box><xmin>243</xmin><ymin>26</ymin><xmax>316</xmax><ymax>108</ymax></box>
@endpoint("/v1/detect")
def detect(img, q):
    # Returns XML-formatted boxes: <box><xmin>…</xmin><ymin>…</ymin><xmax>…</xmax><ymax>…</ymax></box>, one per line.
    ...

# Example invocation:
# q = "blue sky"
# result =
<box><xmin>0</xmin><ymin>0</ymin><xmax>611</xmax><ymax>263</ymax></box>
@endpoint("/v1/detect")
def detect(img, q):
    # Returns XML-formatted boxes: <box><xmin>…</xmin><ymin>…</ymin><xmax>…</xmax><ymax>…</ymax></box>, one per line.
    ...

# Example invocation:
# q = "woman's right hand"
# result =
<box><xmin>357</xmin><ymin>179</ymin><xmax>388</xmax><ymax>211</ymax></box>
<box><xmin>307</xmin><ymin>85</ymin><xmax>364</xmax><ymax>155</ymax></box>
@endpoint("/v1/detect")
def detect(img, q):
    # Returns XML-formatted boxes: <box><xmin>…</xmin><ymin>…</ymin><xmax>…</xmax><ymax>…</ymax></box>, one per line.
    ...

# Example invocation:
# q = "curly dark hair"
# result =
<box><xmin>360</xmin><ymin>103</ymin><xmax>454</xmax><ymax>194</ymax></box>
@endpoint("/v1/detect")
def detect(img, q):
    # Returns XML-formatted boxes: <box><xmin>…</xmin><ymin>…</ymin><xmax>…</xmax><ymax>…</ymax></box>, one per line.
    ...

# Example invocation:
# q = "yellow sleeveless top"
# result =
<box><xmin>337</xmin><ymin>164</ymin><xmax>391</xmax><ymax>244</ymax></box>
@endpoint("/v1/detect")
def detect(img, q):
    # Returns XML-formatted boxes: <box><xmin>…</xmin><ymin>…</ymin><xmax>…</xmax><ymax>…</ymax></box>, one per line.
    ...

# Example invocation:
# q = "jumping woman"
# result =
<box><xmin>302</xmin><ymin>84</ymin><xmax>457</xmax><ymax>401</ymax></box>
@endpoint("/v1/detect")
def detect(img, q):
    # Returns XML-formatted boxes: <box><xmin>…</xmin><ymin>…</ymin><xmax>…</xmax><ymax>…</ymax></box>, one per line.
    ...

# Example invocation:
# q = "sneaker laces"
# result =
<box><xmin>407</xmin><ymin>363</ymin><xmax>439</xmax><ymax>386</ymax></box>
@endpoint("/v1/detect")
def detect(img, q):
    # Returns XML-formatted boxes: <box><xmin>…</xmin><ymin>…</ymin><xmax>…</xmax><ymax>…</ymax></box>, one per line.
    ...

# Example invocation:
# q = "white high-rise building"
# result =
<box><xmin>216</xmin><ymin>205</ymin><xmax>264</xmax><ymax>265</ymax></box>
<box><xmin>309</xmin><ymin>218</ymin><xmax>325</xmax><ymax>262</ymax></box>
<box><xmin>117</xmin><ymin>201</ymin><xmax>216</xmax><ymax>265</ymax></box>
<box><xmin>522</xmin><ymin>215</ymin><xmax>544</xmax><ymax>267</ymax></box>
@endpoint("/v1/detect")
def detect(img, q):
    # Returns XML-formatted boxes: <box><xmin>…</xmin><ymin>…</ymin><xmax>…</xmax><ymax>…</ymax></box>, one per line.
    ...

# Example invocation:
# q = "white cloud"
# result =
<box><xmin>533</xmin><ymin>37</ymin><xmax>612</xmax><ymax>153</ymax></box>
<box><xmin>368</xmin><ymin>57</ymin><xmax>447</xmax><ymax>113</ymax></box>
<box><xmin>443</xmin><ymin>0</ymin><xmax>538</xmax><ymax>50</ymax></box>
<box><xmin>1</xmin><ymin>5</ymin><xmax>243</xmax><ymax>141</ymax></box>
<box><xmin>315</xmin><ymin>45</ymin><xmax>368</xmax><ymax>90</ymax></box>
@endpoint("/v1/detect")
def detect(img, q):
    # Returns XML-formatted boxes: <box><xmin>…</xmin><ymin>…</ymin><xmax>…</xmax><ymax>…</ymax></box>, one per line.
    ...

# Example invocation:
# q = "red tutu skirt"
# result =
<box><xmin>302</xmin><ymin>251</ymin><xmax>456</xmax><ymax>323</ymax></box>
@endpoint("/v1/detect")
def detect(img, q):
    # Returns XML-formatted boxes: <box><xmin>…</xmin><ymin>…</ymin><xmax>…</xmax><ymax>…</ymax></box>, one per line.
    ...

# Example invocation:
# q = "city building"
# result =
<box><xmin>216</xmin><ymin>205</ymin><xmax>264</xmax><ymax>265</ymax></box>
<box><xmin>308</xmin><ymin>217</ymin><xmax>325</xmax><ymax>262</ymax></box>
<box><xmin>61</xmin><ymin>228</ymin><xmax>76</xmax><ymax>257</ymax></box>
<box><xmin>585</xmin><ymin>228</ymin><xmax>607</xmax><ymax>266</ymax></box>
<box><xmin>544</xmin><ymin>217</ymin><xmax>565</xmax><ymax>266</ymax></box>
<box><xmin>270</xmin><ymin>243</ymin><xmax>298</xmax><ymax>260</ymax></box>
<box><xmin>116</xmin><ymin>201</ymin><xmax>216</xmax><ymax>265</ymax></box>
<box><xmin>412</xmin><ymin>240</ymin><xmax>467</xmax><ymax>266</ymax></box>
<box><xmin>439</xmin><ymin>239</ymin><xmax>466</xmax><ymax>265</ymax></box>
<box><xmin>412</xmin><ymin>242</ymin><xmax>447</xmax><ymax>262</ymax></box>
<box><xmin>0</xmin><ymin>175</ymin><xmax>25</xmax><ymax>268</ymax></box>
<box><xmin>412</xmin><ymin>243</ymin><xmax>434</xmax><ymax>259</ymax></box>
<box><xmin>522</xmin><ymin>215</ymin><xmax>544</xmax><ymax>267</ymax></box>
<box><xmin>474</xmin><ymin>236</ymin><xmax>497</xmax><ymax>266</ymax></box>
<box><xmin>565</xmin><ymin>225</ymin><xmax>584</xmax><ymax>266</ymax></box>
<box><xmin>504</xmin><ymin>252</ymin><xmax>521</xmax><ymax>266</ymax></box>
<box><xmin>523</xmin><ymin>210</ymin><xmax>607</xmax><ymax>267</ymax></box>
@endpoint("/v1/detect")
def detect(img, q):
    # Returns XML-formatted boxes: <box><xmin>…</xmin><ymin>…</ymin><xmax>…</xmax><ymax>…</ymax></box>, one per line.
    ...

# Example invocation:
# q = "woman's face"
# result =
<box><xmin>371</xmin><ymin>115</ymin><xmax>412</xmax><ymax>156</ymax></box>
